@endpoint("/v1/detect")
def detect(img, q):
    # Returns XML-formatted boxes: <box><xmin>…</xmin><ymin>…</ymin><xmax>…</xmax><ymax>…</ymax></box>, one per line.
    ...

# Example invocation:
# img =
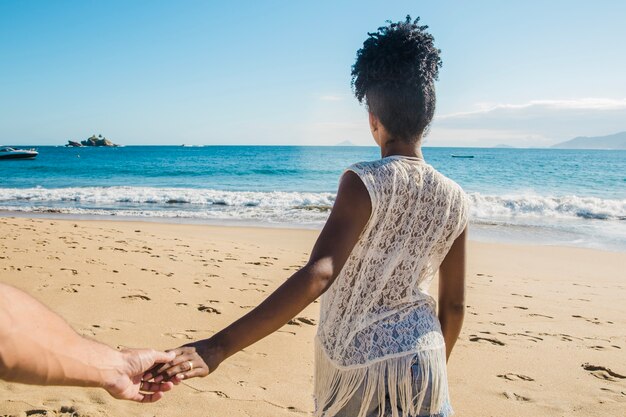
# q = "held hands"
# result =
<box><xmin>103</xmin><ymin>348</ymin><xmax>176</xmax><ymax>403</ymax></box>
<box><xmin>142</xmin><ymin>341</ymin><xmax>221</xmax><ymax>385</ymax></box>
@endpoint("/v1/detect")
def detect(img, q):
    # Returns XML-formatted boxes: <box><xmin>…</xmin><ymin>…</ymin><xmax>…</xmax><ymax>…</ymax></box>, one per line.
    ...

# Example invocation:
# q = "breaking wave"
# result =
<box><xmin>0</xmin><ymin>186</ymin><xmax>624</xmax><ymax>225</ymax></box>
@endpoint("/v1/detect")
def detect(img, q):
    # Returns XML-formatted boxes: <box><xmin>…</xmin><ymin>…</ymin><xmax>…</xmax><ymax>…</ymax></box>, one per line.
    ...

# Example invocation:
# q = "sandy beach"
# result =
<box><xmin>0</xmin><ymin>216</ymin><xmax>624</xmax><ymax>417</ymax></box>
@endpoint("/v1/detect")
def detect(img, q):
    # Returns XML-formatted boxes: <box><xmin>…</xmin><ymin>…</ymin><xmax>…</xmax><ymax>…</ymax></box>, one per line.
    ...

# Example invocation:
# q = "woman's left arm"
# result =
<box><xmin>149</xmin><ymin>171</ymin><xmax>372</xmax><ymax>382</ymax></box>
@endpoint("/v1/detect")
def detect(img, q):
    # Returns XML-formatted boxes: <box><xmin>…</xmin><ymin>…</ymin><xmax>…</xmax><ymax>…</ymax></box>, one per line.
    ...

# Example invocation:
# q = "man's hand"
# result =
<box><xmin>103</xmin><ymin>349</ymin><xmax>176</xmax><ymax>403</ymax></box>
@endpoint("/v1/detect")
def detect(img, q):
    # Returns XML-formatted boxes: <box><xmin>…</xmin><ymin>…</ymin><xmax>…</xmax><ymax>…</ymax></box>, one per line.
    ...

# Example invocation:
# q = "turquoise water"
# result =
<box><xmin>1</xmin><ymin>146</ymin><xmax>625</xmax><ymax>250</ymax></box>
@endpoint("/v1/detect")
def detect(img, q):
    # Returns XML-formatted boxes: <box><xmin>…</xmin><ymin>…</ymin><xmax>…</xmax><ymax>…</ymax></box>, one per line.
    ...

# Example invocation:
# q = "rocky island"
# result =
<box><xmin>66</xmin><ymin>134</ymin><xmax>119</xmax><ymax>147</ymax></box>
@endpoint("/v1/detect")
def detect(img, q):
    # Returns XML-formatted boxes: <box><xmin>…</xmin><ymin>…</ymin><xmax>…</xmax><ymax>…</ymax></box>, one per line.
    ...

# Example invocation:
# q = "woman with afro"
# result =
<box><xmin>149</xmin><ymin>16</ymin><xmax>468</xmax><ymax>417</ymax></box>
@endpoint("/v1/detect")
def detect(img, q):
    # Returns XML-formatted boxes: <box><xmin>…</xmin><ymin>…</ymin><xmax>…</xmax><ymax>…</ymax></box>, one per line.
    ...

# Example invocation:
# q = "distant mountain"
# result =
<box><xmin>494</xmin><ymin>144</ymin><xmax>515</xmax><ymax>148</ymax></box>
<box><xmin>551</xmin><ymin>131</ymin><xmax>626</xmax><ymax>150</ymax></box>
<box><xmin>335</xmin><ymin>140</ymin><xmax>357</xmax><ymax>146</ymax></box>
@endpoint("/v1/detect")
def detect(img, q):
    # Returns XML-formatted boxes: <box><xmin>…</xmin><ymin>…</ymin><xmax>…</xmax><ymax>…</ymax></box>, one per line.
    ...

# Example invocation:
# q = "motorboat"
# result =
<box><xmin>0</xmin><ymin>147</ymin><xmax>38</xmax><ymax>160</ymax></box>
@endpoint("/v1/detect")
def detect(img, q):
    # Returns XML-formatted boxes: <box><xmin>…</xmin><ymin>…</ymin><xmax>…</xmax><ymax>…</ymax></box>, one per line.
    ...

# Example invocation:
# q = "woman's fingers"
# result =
<box><xmin>159</xmin><ymin>357</ymin><xmax>196</xmax><ymax>380</ymax></box>
<box><xmin>142</xmin><ymin>364</ymin><xmax>160</xmax><ymax>381</ymax></box>
<box><xmin>151</xmin><ymin>354</ymin><xmax>193</xmax><ymax>382</ymax></box>
<box><xmin>143</xmin><ymin>346</ymin><xmax>211</xmax><ymax>383</ymax></box>
<box><xmin>143</xmin><ymin>348</ymin><xmax>183</xmax><ymax>379</ymax></box>
<box><xmin>148</xmin><ymin>348</ymin><xmax>192</xmax><ymax>380</ymax></box>
<box><xmin>174</xmin><ymin>367</ymin><xmax>207</xmax><ymax>381</ymax></box>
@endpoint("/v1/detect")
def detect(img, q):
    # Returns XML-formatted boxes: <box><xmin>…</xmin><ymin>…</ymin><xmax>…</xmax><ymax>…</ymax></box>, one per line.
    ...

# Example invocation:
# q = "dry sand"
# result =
<box><xmin>0</xmin><ymin>217</ymin><xmax>624</xmax><ymax>417</ymax></box>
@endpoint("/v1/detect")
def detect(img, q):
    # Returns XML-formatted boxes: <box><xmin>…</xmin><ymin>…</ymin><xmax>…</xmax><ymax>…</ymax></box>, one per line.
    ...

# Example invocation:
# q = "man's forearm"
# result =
<box><xmin>0</xmin><ymin>284</ymin><xmax>123</xmax><ymax>388</ymax></box>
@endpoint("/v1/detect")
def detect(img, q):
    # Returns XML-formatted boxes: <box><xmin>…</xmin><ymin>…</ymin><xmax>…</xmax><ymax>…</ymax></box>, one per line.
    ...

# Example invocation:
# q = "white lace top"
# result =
<box><xmin>314</xmin><ymin>155</ymin><xmax>469</xmax><ymax>417</ymax></box>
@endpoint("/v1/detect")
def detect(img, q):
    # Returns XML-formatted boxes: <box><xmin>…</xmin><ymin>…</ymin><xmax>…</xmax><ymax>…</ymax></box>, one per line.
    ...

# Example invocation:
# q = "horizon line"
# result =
<box><xmin>4</xmin><ymin>143</ymin><xmax>613</xmax><ymax>150</ymax></box>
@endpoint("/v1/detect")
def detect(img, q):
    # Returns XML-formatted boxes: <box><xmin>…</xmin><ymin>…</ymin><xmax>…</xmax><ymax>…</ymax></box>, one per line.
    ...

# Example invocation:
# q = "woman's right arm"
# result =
<box><xmin>146</xmin><ymin>171</ymin><xmax>372</xmax><ymax>382</ymax></box>
<box><xmin>437</xmin><ymin>227</ymin><xmax>467</xmax><ymax>361</ymax></box>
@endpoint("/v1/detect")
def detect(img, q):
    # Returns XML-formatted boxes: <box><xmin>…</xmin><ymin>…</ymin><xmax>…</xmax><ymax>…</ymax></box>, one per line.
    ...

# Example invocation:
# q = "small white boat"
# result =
<box><xmin>0</xmin><ymin>146</ymin><xmax>38</xmax><ymax>160</ymax></box>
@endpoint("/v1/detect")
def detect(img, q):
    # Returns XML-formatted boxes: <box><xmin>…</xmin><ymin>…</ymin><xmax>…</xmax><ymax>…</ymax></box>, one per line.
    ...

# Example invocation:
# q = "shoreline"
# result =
<box><xmin>2</xmin><ymin>210</ymin><xmax>625</xmax><ymax>253</ymax></box>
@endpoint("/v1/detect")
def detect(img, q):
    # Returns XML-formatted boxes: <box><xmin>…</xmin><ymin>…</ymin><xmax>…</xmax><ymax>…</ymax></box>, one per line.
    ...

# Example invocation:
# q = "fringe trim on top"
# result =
<box><xmin>314</xmin><ymin>341</ymin><xmax>451</xmax><ymax>417</ymax></box>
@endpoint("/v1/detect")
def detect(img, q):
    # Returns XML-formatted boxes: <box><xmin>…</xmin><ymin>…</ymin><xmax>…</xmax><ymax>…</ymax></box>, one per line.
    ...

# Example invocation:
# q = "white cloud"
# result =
<box><xmin>438</xmin><ymin>98</ymin><xmax>626</xmax><ymax>120</ymax></box>
<box><xmin>429</xmin><ymin>98</ymin><xmax>626</xmax><ymax>147</ymax></box>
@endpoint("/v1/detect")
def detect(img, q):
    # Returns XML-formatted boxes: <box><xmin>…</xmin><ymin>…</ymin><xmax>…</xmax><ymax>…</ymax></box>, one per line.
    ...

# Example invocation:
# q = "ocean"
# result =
<box><xmin>1</xmin><ymin>146</ymin><xmax>624</xmax><ymax>251</ymax></box>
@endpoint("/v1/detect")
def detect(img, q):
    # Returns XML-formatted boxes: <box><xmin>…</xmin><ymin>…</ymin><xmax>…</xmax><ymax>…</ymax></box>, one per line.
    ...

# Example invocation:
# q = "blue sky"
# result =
<box><xmin>1</xmin><ymin>1</ymin><xmax>625</xmax><ymax>147</ymax></box>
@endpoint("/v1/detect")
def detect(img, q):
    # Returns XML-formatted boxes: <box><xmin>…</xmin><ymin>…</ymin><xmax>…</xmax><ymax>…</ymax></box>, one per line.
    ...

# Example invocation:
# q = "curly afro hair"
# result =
<box><xmin>351</xmin><ymin>15</ymin><xmax>442</xmax><ymax>142</ymax></box>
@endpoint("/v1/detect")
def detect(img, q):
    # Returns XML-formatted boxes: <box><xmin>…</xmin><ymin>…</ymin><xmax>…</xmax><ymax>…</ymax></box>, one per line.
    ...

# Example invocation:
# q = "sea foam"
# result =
<box><xmin>0</xmin><ymin>186</ymin><xmax>624</xmax><ymax>223</ymax></box>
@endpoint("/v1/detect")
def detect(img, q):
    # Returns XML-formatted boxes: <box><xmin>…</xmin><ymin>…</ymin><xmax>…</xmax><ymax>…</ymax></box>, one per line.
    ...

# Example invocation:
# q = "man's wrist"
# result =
<box><xmin>81</xmin><ymin>340</ymin><xmax>125</xmax><ymax>390</ymax></box>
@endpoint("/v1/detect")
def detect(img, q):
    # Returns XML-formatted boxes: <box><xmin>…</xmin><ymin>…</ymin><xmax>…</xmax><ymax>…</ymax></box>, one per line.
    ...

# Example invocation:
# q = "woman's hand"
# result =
<box><xmin>143</xmin><ymin>341</ymin><xmax>222</xmax><ymax>383</ymax></box>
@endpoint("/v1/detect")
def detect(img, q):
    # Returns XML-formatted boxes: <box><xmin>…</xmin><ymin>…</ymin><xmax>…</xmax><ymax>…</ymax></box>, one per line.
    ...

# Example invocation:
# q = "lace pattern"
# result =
<box><xmin>314</xmin><ymin>156</ymin><xmax>469</xmax><ymax>417</ymax></box>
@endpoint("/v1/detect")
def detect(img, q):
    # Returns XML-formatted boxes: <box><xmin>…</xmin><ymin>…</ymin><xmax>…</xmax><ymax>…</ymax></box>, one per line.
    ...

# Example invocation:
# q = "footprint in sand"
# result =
<box><xmin>61</xmin><ymin>284</ymin><xmax>81</xmax><ymax>293</ymax></box>
<box><xmin>122</xmin><ymin>294</ymin><xmax>151</xmax><ymax>301</ymax></box>
<box><xmin>542</xmin><ymin>333</ymin><xmax>582</xmax><ymax>342</ymax></box>
<box><xmin>529</xmin><ymin>313</ymin><xmax>553</xmax><ymax>319</ymax></box>
<box><xmin>469</xmin><ymin>335</ymin><xmax>505</xmax><ymax>346</ymax></box>
<box><xmin>502</xmin><ymin>391</ymin><xmax>531</xmax><ymax>402</ymax></box>
<box><xmin>288</xmin><ymin>317</ymin><xmax>316</xmax><ymax>326</ymax></box>
<box><xmin>497</xmin><ymin>332</ymin><xmax>543</xmax><ymax>342</ymax></box>
<box><xmin>498</xmin><ymin>373</ymin><xmax>535</xmax><ymax>381</ymax></box>
<box><xmin>237</xmin><ymin>380</ymin><xmax>268</xmax><ymax>390</ymax></box>
<box><xmin>246</xmin><ymin>260</ymin><xmax>274</xmax><ymax>266</ymax></box>
<box><xmin>81</xmin><ymin>324</ymin><xmax>121</xmax><ymax>336</ymax></box>
<box><xmin>582</xmin><ymin>363</ymin><xmax>626</xmax><ymax>382</ymax></box>
<box><xmin>589</xmin><ymin>345</ymin><xmax>608</xmax><ymax>351</ymax></box>
<box><xmin>198</xmin><ymin>305</ymin><xmax>221</xmax><ymax>314</ymax></box>
<box><xmin>572</xmin><ymin>315</ymin><xmax>604</xmax><ymax>325</ymax></box>
<box><xmin>164</xmin><ymin>332</ymin><xmax>193</xmax><ymax>340</ymax></box>
<box><xmin>235</xmin><ymin>287</ymin><xmax>265</xmax><ymax>293</ymax></box>
<box><xmin>23</xmin><ymin>406</ymin><xmax>80</xmax><ymax>416</ymax></box>
<box><xmin>600</xmin><ymin>387</ymin><xmax>626</xmax><ymax>397</ymax></box>
<box><xmin>208</xmin><ymin>390</ymin><xmax>229</xmax><ymax>398</ymax></box>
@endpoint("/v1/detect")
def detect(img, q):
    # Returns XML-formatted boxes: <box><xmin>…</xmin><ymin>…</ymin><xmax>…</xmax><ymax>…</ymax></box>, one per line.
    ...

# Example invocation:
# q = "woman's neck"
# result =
<box><xmin>380</xmin><ymin>138</ymin><xmax>423</xmax><ymax>159</ymax></box>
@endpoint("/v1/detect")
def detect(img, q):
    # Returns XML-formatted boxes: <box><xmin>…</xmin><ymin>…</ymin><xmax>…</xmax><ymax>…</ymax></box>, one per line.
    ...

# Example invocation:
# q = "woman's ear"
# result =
<box><xmin>368</xmin><ymin>112</ymin><xmax>381</xmax><ymax>145</ymax></box>
<box><xmin>368</xmin><ymin>112</ymin><xmax>378</xmax><ymax>133</ymax></box>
